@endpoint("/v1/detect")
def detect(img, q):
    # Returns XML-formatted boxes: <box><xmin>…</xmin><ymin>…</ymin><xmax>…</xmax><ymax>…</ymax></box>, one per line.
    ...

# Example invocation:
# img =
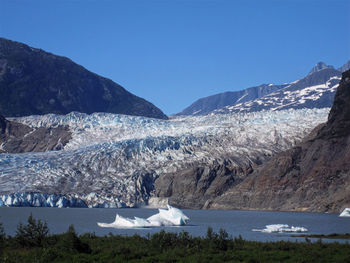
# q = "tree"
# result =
<box><xmin>15</xmin><ymin>214</ymin><xmax>49</xmax><ymax>247</ymax></box>
<box><xmin>0</xmin><ymin>220</ymin><xmax>5</xmax><ymax>240</ymax></box>
<box><xmin>0</xmin><ymin>219</ymin><xmax>5</xmax><ymax>252</ymax></box>
<box><xmin>57</xmin><ymin>225</ymin><xmax>91</xmax><ymax>253</ymax></box>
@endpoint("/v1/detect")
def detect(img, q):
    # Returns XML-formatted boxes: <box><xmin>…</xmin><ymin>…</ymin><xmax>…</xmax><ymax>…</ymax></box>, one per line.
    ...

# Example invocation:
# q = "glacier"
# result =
<box><xmin>97</xmin><ymin>205</ymin><xmax>190</xmax><ymax>228</ymax></box>
<box><xmin>0</xmin><ymin>108</ymin><xmax>330</xmax><ymax>208</ymax></box>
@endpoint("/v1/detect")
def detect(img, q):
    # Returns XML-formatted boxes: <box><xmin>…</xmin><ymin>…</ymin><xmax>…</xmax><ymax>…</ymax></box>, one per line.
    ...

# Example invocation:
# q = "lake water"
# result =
<box><xmin>0</xmin><ymin>207</ymin><xmax>349</xmax><ymax>242</ymax></box>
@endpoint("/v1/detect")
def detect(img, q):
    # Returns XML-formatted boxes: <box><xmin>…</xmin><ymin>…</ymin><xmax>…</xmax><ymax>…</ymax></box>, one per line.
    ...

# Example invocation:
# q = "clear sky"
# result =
<box><xmin>1</xmin><ymin>0</ymin><xmax>350</xmax><ymax>115</ymax></box>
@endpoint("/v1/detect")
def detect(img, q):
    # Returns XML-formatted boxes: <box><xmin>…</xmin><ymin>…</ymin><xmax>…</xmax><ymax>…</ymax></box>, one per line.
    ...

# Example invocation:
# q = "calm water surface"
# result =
<box><xmin>0</xmin><ymin>207</ymin><xmax>349</xmax><ymax>242</ymax></box>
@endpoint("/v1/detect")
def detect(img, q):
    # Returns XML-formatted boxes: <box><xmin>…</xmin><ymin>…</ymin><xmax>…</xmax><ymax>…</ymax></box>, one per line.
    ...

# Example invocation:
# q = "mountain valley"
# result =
<box><xmin>0</xmin><ymin>39</ymin><xmax>349</xmax><ymax>213</ymax></box>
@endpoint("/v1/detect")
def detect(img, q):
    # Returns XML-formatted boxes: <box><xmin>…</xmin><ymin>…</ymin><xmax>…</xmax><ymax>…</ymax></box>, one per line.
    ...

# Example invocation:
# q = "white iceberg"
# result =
<box><xmin>252</xmin><ymin>224</ymin><xmax>308</xmax><ymax>233</ymax></box>
<box><xmin>339</xmin><ymin>208</ymin><xmax>350</xmax><ymax>217</ymax></box>
<box><xmin>97</xmin><ymin>205</ymin><xmax>190</xmax><ymax>228</ymax></box>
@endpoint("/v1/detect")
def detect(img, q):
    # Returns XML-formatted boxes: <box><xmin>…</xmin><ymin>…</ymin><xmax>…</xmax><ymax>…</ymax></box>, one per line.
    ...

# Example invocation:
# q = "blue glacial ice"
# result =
<box><xmin>0</xmin><ymin>193</ymin><xmax>87</xmax><ymax>208</ymax></box>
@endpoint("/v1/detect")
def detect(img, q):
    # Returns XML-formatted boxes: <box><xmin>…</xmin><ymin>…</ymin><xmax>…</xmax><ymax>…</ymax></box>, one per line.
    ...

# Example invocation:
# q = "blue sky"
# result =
<box><xmin>1</xmin><ymin>0</ymin><xmax>350</xmax><ymax>115</ymax></box>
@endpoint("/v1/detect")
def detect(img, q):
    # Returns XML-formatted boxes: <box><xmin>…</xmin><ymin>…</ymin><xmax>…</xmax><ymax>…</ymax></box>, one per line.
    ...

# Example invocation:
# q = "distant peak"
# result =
<box><xmin>337</xmin><ymin>60</ymin><xmax>350</xmax><ymax>73</ymax></box>
<box><xmin>308</xmin><ymin>62</ymin><xmax>333</xmax><ymax>75</ymax></box>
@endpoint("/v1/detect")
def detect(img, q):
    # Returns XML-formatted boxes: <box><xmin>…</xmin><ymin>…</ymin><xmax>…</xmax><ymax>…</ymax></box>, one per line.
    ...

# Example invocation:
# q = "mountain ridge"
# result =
<box><xmin>178</xmin><ymin>61</ymin><xmax>349</xmax><ymax>116</ymax></box>
<box><xmin>0</xmin><ymin>38</ymin><xmax>167</xmax><ymax>119</ymax></box>
<box><xmin>308</xmin><ymin>61</ymin><xmax>333</xmax><ymax>75</ymax></box>
<box><xmin>212</xmin><ymin>67</ymin><xmax>341</xmax><ymax>114</ymax></box>
<box><xmin>177</xmin><ymin>83</ymin><xmax>288</xmax><ymax>116</ymax></box>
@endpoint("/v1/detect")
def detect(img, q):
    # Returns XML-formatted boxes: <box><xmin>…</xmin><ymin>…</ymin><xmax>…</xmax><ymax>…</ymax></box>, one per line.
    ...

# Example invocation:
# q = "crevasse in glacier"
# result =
<box><xmin>0</xmin><ymin>108</ymin><xmax>330</xmax><ymax>208</ymax></box>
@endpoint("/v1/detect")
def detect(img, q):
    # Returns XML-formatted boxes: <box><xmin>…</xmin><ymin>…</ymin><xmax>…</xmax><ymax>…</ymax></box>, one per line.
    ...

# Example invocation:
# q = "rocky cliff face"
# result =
<box><xmin>0</xmin><ymin>38</ymin><xmax>167</xmax><ymax>119</ymax></box>
<box><xmin>154</xmin><ymin>160</ymin><xmax>254</xmax><ymax>209</ymax></box>
<box><xmin>0</xmin><ymin>114</ymin><xmax>71</xmax><ymax>153</ymax></box>
<box><xmin>209</xmin><ymin>70</ymin><xmax>350</xmax><ymax>213</ymax></box>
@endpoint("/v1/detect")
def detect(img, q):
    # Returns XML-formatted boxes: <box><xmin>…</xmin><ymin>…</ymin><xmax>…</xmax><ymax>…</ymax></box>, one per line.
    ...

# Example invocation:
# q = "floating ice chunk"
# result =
<box><xmin>97</xmin><ymin>214</ymin><xmax>152</xmax><ymax>228</ymax></box>
<box><xmin>97</xmin><ymin>205</ymin><xmax>190</xmax><ymax>228</ymax></box>
<box><xmin>148</xmin><ymin>205</ymin><xmax>190</xmax><ymax>226</ymax></box>
<box><xmin>339</xmin><ymin>208</ymin><xmax>350</xmax><ymax>217</ymax></box>
<box><xmin>252</xmin><ymin>224</ymin><xmax>308</xmax><ymax>233</ymax></box>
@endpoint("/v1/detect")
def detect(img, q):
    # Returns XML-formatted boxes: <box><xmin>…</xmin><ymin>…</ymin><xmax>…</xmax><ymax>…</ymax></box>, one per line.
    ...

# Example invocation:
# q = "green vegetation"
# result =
<box><xmin>15</xmin><ymin>214</ymin><xmax>49</xmax><ymax>247</ymax></box>
<box><xmin>0</xmin><ymin>217</ymin><xmax>349</xmax><ymax>262</ymax></box>
<box><xmin>293</xmin><ymin>233</ymin><xmax>350</xmax><ymax>239</ymax></box>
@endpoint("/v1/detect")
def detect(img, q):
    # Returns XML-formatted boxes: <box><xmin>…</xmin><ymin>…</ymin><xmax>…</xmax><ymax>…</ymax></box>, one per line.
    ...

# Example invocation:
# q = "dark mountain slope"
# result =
<box><xmin>210</xmin><ymin>69</ymin><xmax>350</xmax><ymax>213</ymax></box>
<box><xmin>0</xmin><ymin>38</ymin><xmax>167</xmax><ymax>119</ymax></box>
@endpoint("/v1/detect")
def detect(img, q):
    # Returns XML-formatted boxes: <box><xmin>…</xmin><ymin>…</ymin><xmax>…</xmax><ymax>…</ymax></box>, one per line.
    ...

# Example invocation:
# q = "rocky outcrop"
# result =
<box><xmin>209</xmin><ymin>70</ymin><xmax>350</xmax><ymax>213</ymax></box>
<box><xmin>0</xmin><ymin>38</ymin><xmax>167</xmax><ymax>119</ymax></box>
<box><xmin>0</xmin><ymin>114</ymin><xmax>71</xmax><ymax>153</ymax></box>
<box><xmin>154</xmin><ymin>160</ymin><xmax>254</xmax><ymax>209</ymax></box>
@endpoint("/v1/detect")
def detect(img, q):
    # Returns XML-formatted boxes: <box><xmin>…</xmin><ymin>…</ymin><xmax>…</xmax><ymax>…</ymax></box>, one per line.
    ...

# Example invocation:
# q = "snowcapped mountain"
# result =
<box><xmin>176</xmin><ymin>83</ymin><xmax>288</xmax><ymax>116</ymax></box>
<box><xmin>0</xmin><ymin>109</ymin><xmax>329</xmax><ymax>208</ymax></box>
<box><xmin>178</xmin><ymin>61</ymin><xmax>349</xmax><ymax>116</ymax></box>
<box><xmin>307</xmin><ymin>62</ymin><xmax>333</xmax><ymax>75</ymax></box>
<box><xmin>213</xmin><ymin>67</ymin><xmax>341</xmax><ymax>114</ymax></box>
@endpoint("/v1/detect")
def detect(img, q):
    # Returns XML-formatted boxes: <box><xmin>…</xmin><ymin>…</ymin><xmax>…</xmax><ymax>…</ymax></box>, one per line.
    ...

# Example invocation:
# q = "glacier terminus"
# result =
<box><xmin>0</xmin><ymin>108</ymin><xmax>330</xmax><ymax>208</ymax></box>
